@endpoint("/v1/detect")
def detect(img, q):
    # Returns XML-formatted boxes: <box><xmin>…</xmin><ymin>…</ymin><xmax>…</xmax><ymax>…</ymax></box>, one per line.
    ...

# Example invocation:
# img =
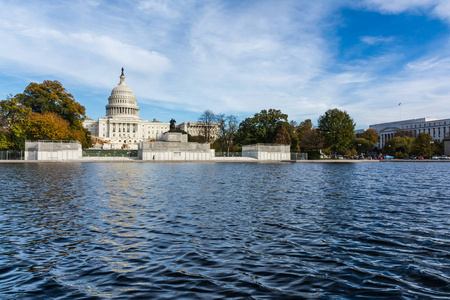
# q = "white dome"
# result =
<box><xmin>105</xmin><ymin>69</ymin><xmax>140</xmax><ymax>119</ymax></box>
<box><xmin>110</xmin><ymin>75</ymin><xmax>135</xmax><ymax>97</ymax></box>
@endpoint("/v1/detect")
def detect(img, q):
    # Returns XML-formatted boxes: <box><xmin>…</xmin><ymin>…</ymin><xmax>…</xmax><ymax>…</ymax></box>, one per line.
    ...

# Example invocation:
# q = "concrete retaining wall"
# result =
<box><xmin>242</xmin><ymin>144</ymin><xmax>290</xmax><ymax>160</ymax></box>
<box><xmin>139</xmin><ymin>141</ymin><xmax>214</xmax><ymax>160</ymax></box>
<box><xmin>25</xmin><ymin>141</ymin><xmax>82</xmax><ymax>161</ymax></box>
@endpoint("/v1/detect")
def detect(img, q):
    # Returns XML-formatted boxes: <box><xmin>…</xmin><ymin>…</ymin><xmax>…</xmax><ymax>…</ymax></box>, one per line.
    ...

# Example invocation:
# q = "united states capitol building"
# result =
<box><xmin>83</xmin><ymin>69</ymin><xmax>217</xmax><ymax>149</ymax></box>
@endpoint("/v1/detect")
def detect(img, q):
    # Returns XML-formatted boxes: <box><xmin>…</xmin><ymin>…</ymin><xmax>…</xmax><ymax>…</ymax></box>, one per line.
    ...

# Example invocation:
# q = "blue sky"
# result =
<box><xmin>1</xmin><ymin>0</ymin><xmax>449</xmax><ymax>128</ymax></box>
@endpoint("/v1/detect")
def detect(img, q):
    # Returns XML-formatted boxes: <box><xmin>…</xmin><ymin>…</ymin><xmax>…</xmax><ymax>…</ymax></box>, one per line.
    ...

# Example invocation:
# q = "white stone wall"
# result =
<box><xmin>139</xmin><ymin>140</ymin><xmax>214</xmax><ymax>161</ymax></box>
<box><xmin>25</xmin><ymin>141</ymin><xmax>82</xmax><ymax>161</ymax></box>
<box><xmin>242</xmin><ymin>144</ymin><xmax>290</xmax><ymax>160</ymax></box>
<box><xmin>141</xmin><ymin>151</ymin><xmax>214</xmax><ymax>161</ymax></box>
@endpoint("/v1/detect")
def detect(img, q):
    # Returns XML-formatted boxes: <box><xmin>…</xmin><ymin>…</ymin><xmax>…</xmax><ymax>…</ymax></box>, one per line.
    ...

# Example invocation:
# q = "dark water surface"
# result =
<box><xmin>1</xmin><ymin>162</ymin><xmax>449</xmax><ymax>299</ymax></box>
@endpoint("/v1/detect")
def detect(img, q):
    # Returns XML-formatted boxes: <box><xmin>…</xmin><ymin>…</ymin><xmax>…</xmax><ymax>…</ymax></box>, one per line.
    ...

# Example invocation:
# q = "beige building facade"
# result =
<box><xmin>369</xmin><ymin>117</ymin><xmax>450</xmax><ymax>148</ymax></box>
<box><xmin>84</xmin><ymin>69</ymin><xmax>222</xmax><ymax>149</ymax></box>
<box><xmin>177</xmin><ymin>122</ymin><xmax>219</xmax><ymax>141</ymax></box>
<box><xmin>83</xmin><ymin>69</ymin><xmax>170</xmax><ymax>149</ymax></box>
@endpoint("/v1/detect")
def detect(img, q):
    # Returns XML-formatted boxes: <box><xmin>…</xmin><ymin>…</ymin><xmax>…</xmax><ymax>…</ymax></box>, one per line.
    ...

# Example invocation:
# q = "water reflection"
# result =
<box><xmin>0</xmin><ymin>162</ymin><xmax>449</xmax><ymax>299</ymax></box>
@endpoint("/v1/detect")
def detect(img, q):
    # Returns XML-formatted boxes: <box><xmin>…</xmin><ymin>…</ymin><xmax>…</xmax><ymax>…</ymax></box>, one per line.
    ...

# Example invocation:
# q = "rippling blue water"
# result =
<box><xmin>1</xmin><ymin>162</ymin><xmax>449</xmax><ymax>299</ymax></box>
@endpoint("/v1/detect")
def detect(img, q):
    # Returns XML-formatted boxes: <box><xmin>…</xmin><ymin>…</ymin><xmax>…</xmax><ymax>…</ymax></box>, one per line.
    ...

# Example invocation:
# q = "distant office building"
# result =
<box><xmin>369</xmin><ymin>118</ymin><xmax>450</xmax><ymax>148</ymax></box>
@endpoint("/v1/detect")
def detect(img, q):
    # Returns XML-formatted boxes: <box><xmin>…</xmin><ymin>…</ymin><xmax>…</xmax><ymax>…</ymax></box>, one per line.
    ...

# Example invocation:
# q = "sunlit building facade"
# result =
<box><xmin>83</xmin><ymin>69</ymin><xmax>169</xmax><ymax>149</ymax></box>
<box><xmin>369</xmin><ymin>118</ymin><xmax>450</xmax><ymax>148</ymax></box>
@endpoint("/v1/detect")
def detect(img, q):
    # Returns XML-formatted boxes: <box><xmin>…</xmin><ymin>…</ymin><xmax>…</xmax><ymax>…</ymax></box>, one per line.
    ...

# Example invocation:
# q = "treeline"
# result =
<box><xmin>197</xmin><ymin>108</ymin><xmax>368</xmax><ymax>158</ymax></box>
<box><xmin>381</xmin><ymin>131</ymin><xmax>444</xmax><ymax>158</ymax></box>
<box><xmin>199</xmin><ymin>107</ymin><xmax>445</xmax><ymax>158</ymax></box>
<box><xmin>0</xmin><ymin>81</ymin><xmax>91</xmax><ymax>150</ymax></box>
<box><xmin>2</xmin><ymin>79</ymin><xmax>443</xmax><ymax>158</ymax></box>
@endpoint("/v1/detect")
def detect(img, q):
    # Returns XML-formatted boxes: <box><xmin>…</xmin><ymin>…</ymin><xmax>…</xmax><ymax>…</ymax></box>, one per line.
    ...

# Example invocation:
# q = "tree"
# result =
<box><xmin>234</xmin><ymin>109</ymin><xmax>288</xmax><ymax>145</ymax></box>
<box><xmin>284</xmin><ymin>122</ymin><xmax>299</xmax><ymax>151</ymax></box>
<box><xmin>27</xmin><ymin>111</ymin><xmax>71</xmax><ymax>141</ymax></box>
<box><xmin>354</xmin><ymin>137</ymin><xmax>372</xmax><ymax>154</ymax></box>
<box><xmin>224</xmin><ymin>115</ymin><xmax>239</xmax><ymax>156</ymax></box>
<box><xmin>411</xmin><ymin>132</ymin><xmax>434</xmax><ymax>158</ymax></box>
<box><xmin>198</xmin><ymin>109</ymin><xmax>216</xmax><ymax>142</ymax></box>
<box><xmin>15</xmin><ymin>80</ymin><xmax>86</xmax><ymax>129</ymax></box>
<box><xmin>1</xmin><ymin>80</ymin><xmax>92</xmax><ymax>149</ymax></box>
<box><xmin>214</xmin><ymin>114</ymin><xmax>227</xmax><ymax>153</ymax></box>
<box><xmin>356</xmin><ymin>129</ymin><xmax>379</xmax><ymax>147</ymax></box>
<box><xmin>383</xmin><ymin>136</ymin><xmax>413</xmax><ymax>158</ymax></box>
<box><xmin>0</xmin><ymin>96</ymin><xmax>31</xmax><ymax>150</ymax></box>
<box><xmin>297</xmin><ymin>119</ymin><xmax>313</xmax><ymax>143</ymax></box>
<box><xmin>317</xmin><ymin>109</ymin><xmax>355</xmax><ymax>157</ymax></box>
<box><xmin>434</xmin><ymin>139</ymin><xmax>444</xmax><ymax>156</ymax></box>
<box><xmin>301</xmin><ymin>128</ymin><xmax>324</xmax><ymax>152</ymax></box>
<box><xmin>394</xmin><ymin>129</ymin><xmax>415</xmax><ymax>138</ymax></box>
<box><xmin>275</xmin><ymin>125</ymin><xmax>291</xmax><ymax>145</ymax></box>
<box><xmin>213</xmin><ymin>114</ymin><xmax>239</xmax><ymax>156</ymax></box>
<box><xmin>297</xmin><ymin>119</ymin><xmax>314</xmax><ymax>151</ymax></box>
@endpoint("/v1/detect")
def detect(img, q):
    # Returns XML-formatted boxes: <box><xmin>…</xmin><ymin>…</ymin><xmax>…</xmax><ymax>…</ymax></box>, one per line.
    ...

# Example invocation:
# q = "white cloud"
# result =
<box><xmin>0</xmin><ymin>0</ymin><xmax>449</xmax><ymax>127</ymax></box>
<box><xmin>406</xmin><ymin>56</ymin><xmax>450</xmax><ymax>71</ymax></box>
<box><xmin>360</xmin><ymin>35</ymin><xmax>395</xmax><ymax>45</ymax></box>
<box><xmin>432</xmin><ymin>1</ymin><xmax>450</xmax><ymax>23</ymax></box>
<box><xmin>361</xmin><ymin>0</ymin><xmax>435</xmax><ymax>13</ymax></box>
<box><xmin>361</xmin><ymin>0</ymin><xmax>450</xmax><ymax>24</ymax></box>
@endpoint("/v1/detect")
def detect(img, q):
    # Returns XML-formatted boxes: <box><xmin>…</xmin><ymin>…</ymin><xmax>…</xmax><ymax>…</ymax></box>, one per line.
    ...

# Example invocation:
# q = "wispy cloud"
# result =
<box><xmin>406</xmin><ymin>56</ymin><xmax>450</xmax><ymax>71</ymax></box>
<box><xmin>0</xmin><ymin>0</ymin><xmax>449</xmax><ymax>127</ymax></box>
<box><xmin>362</xmin><ymin>0</ymin><xmax>450</xmax><ymax>24</ymax></box>
<box><xmin>360</xmin><ymin>35</ymin><xmax>395</xmax><ymax>45</ymax></box>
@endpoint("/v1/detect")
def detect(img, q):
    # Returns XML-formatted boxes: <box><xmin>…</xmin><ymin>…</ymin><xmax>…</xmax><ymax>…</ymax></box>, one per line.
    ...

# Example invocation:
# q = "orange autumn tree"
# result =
<box><xmin>27</xmin><ymin>111</ymin><xmax>72</xmax><ymax>141</ymax></box>
<box><xmin>1</xmin><ymin>80</ymin><xmax>92</xmax><ymax>149</ymax></box>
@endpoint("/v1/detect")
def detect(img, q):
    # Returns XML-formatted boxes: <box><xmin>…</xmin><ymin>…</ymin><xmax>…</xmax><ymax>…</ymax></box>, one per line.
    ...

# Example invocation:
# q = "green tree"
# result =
<box><xmin>356</xmin><ymin>129</ymin><xmax>379</xmax><ymax>146</ymax></box>
<box><xmin>317</xmin><ymin>109</ymin><xmax>355</xmax><ymax>157</ymax></box>
<box><xmin>354</xmin><ymin>137</ymin><xmax>372</xmax><ymax>154</ymax></box>
<box><xmin>383</xmin><ymin>136</ymin><xmax>413</xmax><ymax>158</ymax></box>
<box><xmin>0</xmin><ymin>96</ymin><xmax>31</xmax><ymax>150</ymax></box>
<box><xmin>297</xmin><ymin>119</ymin><xmax>313</xmax><ymax>142</ymax></box>
<box><xmin>15</xmin><ymin>80</ymin><xmax>86</xmax><ymax>129</ymax></box>
<box><xmin>394</xmin><ymin>129</ymin><xmax>415</xmax><ymax>138</ymax></box>
<box><xmin>411</xmin><ymin>133</ymin><xmax>434</xmax><ymax>158</ymax></box>
<box><xmin>434</xmin><ymin>140</ymin><xmax>444</xmax><ymax>156</ymax></box>
<box><xmin>1</xmin><ymin>80</ymin><xmax>92</xmax><ymax>149</ymax></box>
<box><xmin>234</xmin><ymin>109</ymin><xmax>288</xmax><ymax>145</ymax></box>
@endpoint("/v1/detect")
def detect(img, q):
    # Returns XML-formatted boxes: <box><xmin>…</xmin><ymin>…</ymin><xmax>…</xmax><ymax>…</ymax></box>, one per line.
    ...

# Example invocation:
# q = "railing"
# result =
<box><xmin>83</xmin><ymin>150</ymin><xmax>138</xmax><ymax>157</ymax></box>
<box><xmin>29</xmin><ymin>140</ymin><xmax>79</xmax><ymax>143</ymax></box>
<box><xmin>0</xmin><ymin>151</ymin><xmax>24</xmax><ymax>160</ymax></box>
<box><xmin>214</xmin><ymin>152</ymin><xmax>242</xmax><ymax>157</ymax></box>
<box><xmin>291</xmin><ymin>153</ymin><xmax>308</xmax><ymax>160</ymax></box>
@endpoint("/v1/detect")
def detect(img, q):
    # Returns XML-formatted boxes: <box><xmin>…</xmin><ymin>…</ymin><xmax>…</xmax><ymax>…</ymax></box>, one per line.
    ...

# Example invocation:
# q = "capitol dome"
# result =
<box><xmin>105</xmin><ymin>68</ymin><xmax>140</xmax><ymax>119</ymax></box>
